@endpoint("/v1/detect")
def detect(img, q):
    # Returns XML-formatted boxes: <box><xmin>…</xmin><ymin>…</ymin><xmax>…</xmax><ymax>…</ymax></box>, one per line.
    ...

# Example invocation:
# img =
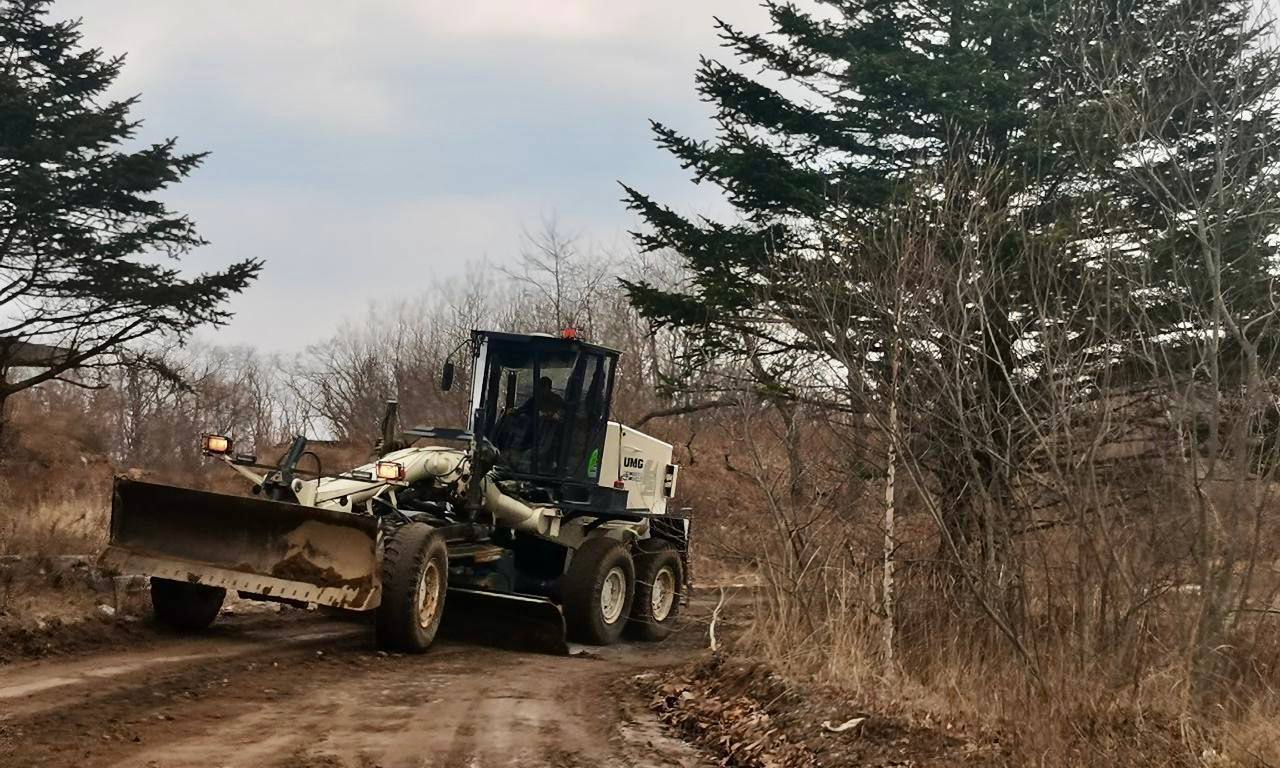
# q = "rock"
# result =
<box><xmin>97</xmin><ymin>604</ymin><xmax>116</xmax><ymax>618</ymax></box>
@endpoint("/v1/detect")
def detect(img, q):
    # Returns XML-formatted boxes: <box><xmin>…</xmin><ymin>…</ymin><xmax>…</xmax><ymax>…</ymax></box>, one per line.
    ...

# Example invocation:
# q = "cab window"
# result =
<box><xmin>479</xmin><ymin>339</ymin><xmax>614</xmax><ymax>481</ymax></box>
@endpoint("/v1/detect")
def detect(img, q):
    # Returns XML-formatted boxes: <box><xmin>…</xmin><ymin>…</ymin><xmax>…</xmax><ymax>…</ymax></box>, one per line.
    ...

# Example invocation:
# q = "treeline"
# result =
<box><xmin>6</xmin><ymin>224</ymin><xmax>691</xmax><ymax>472</ymax></box>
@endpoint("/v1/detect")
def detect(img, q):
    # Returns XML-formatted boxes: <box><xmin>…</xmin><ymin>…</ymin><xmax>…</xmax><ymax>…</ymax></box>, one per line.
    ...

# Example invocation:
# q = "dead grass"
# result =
<box><xmin>0</xmin><ymin>497</ymin><xmax>111</xmax><ymax>557</ymax></box>
<box><xmin>732</xmin><ymin>563</ymin><xmax>1280</xmax><ymax>768</ymax></box>
<box><xmin>668</xmin><ymin>406</ymin><xmax>1280</xmax><ymax>768</ymax></box>
<box><xmin>0</xmin><ymin>389</ymin><xmax>382</xmax><ymax>559</ymax></box>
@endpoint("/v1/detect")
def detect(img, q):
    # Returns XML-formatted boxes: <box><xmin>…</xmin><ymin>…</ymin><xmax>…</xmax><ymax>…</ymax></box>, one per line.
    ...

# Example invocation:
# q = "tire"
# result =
<box><xmin>561</xmin><ymin>537</ymin><xmax>635</xmax><ymax>646</ymax></box>
<box><xmin>627</xmin><ymin>542</ymin><xmax>684</xmax><ymax>641</ymax></box>
<box><xmin>376</xmin><ymin>522</ymin><xmax>448</xmax><ymax>653</ymax></box>
<box><xmin>150</xmin><ymin>578</ymin><xmax>225</xmax><ymax>631</ymax></box>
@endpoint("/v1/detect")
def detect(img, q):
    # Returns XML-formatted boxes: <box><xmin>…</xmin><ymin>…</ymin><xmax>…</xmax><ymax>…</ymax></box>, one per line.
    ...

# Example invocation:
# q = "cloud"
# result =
<box><xmin>59</xmin><ymin>4</ymin><xmax>409</xmax><ymax>136</ymax></box>
<box><xmin>411</xmin><ymin>0</ymin><xmax>621</xmax><ymax>41</ymax></box>
<box><xmin>47</xmin><ymin>1</ymin><xmax>762</xmax><ymax>347</ymax></box>
<box><xmin>177</xmin><ymin>188</ymin><xmax>547</xmax><ymax>350</ymax></box>
<box><xmin>59</xmin><ymin>1</ymin><xmax>767</xmax><ymax>137</ymax></box>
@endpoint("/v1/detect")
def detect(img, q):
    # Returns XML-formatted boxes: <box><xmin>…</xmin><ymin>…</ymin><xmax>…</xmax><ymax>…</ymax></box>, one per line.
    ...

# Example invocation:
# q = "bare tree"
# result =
<box><xmin>1064</xmin><ymin>0</ymin><xmax>1280</xmax><ymax>709</ymax></box>
<box><xmin>503</xmin><ymin>216</ymin><xmax>613</xmax><ymax>335</ymax></box>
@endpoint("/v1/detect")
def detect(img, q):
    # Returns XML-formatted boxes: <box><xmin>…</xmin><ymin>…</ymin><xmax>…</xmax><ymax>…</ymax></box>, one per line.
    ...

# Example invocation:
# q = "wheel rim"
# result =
<box><xmin>417</xmin><ymin>560</ymin><xmax>442</xmax><ymax>629</ymax></box>
<box><xmin>600</xmin><ymin>566</ymin><xmax>627</xmax><ymax>625</ymax></box>
<box><xmin>651</xmin><ymin>565</ymin><xmax>676</xmax><ymax>622</ymax></box>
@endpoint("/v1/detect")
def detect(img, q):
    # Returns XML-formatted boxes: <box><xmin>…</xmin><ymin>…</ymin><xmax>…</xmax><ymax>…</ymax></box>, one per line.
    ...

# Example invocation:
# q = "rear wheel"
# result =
<box><xmin>150</xmin><ymin>578</ymin><xmax>225</xmax><ymax>631</ymax></box>
<box><xmin>376</xmin><ymin>523</ymin><xmax>448</xmax><ymax>653</ymax></box>
<box><xmin>627</xmin><ymin>543</ymin><xmax>684</xmax><ymax>641</ymax></box>
<box><xmin>561</xmin><ymin>537</ymin><xmax>634</xmax><ymax>645</ymax></box>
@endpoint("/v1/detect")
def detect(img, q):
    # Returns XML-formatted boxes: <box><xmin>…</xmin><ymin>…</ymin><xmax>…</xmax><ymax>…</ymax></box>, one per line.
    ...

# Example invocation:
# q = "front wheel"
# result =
<box><xmin>561</xmin><ymin>537</ymin><xmax>635</xmax><ymax>646</ymax></box>
<box><xmin>150</xmin><ymin>578</ymin><xmax>225</xmax><ymax>631</ymax></box>
<box><xmin>628</xmin><ymin>543</ymin><xmax>684</xmax><ymax>641</ymax></box>
<box><xmin>376</xmin><ymin>523</ymin><xmax>448</xmax><ymax>653</ymax></box>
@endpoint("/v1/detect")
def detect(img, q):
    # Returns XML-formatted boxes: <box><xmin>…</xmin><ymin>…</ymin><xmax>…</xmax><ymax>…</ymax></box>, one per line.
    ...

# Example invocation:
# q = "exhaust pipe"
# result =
<box><xmin>480</xmin><ymin>476</ymin><xmax>555</xmax><ymax>536</ymax></box>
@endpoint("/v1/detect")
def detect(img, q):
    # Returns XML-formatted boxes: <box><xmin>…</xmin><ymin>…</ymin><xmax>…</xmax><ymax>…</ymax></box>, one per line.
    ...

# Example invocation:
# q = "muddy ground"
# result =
<box><xmin>0</xmin><ymin>604</ymin><xmax>714</xmax><ymax>768</ymax></box>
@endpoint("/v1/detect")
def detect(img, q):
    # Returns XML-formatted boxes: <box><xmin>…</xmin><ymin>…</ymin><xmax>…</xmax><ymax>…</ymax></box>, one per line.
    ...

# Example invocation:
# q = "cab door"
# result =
<box><xmin>557</xmin><ymin>351</ymin><xmax>613</xmax><ymax>482</ymax></box>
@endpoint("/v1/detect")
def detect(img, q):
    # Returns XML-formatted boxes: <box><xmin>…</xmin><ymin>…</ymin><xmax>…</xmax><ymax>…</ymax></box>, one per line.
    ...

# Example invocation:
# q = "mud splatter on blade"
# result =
<box><xmin>101</xmin><ymin>477</ymin><xmax>380</xmax><ymax>610</ymax></box>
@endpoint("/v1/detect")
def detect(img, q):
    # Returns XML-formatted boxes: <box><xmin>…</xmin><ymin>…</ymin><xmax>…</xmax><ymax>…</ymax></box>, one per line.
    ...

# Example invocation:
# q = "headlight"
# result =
<box><xmin>202</xmin><ymin>434</ymin><xmax>232</xmax><ymax>455</ymax></box>
<box><xmin>375</xmin><ymin>461</ymin><xmax>406</xmax><ymax>481</ymax></box>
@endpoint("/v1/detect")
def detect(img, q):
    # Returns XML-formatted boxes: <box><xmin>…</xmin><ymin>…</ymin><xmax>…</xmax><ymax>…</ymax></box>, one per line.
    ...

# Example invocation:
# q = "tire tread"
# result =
<box><xmin>376</xmin><ymin>523</ymin><xmax>447</xmax><ymax>653</ymax></box>
<box><xmin>561</xmin><ymin>537</ymin><xmax>634</xmax><ymax>645</ymax></box>
<box><xmin>628</xmin><ymin>541</ymin><xmax>684</xmax><ymax>642</ymax></box>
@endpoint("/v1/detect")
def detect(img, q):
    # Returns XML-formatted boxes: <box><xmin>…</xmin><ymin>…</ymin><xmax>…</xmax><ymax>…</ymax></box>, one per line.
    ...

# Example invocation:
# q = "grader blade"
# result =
<box><xmin>100</xmin><ymin>477</ymin><xmax>380</xmax><ymax>610</ymax></box>
<box><xmin>442</xmin><ymin>587</ymin><xmax>569</xmax><ymax>655</ymax></box>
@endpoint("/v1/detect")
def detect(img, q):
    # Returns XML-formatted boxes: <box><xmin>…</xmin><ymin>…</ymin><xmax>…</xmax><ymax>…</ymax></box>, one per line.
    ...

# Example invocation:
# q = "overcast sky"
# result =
<box><xmin>54</xmin><ymin>2</ymin><xmax>765</xmax><ymax>351</ymax></box>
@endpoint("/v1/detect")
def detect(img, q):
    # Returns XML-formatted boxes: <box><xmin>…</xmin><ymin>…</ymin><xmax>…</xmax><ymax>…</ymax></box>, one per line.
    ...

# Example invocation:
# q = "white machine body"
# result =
<box><xmin>598</xmin><ymin>421</ymin><xmax>679</xmax><ymax>514</ymax></box>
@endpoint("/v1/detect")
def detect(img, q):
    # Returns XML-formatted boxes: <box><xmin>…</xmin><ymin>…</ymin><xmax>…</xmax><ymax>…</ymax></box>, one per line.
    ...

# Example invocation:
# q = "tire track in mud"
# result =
<box><xmin>437</xmin><ymin>674</ymin><xmax>485</xmax><ymax>768</ymax></box>
<box><xmin>0</xmin><ymin>621</ymin><xmax>371</xmax><ymax>767</ymax></box>
<box><xmin>0</xmin><ymin>625</ymin><xmax>359</xmax><ymax>718</ymax></box>
<box><xmin>0</xmin><ymin>615</ymin><xmax>713</xmax><ymax>768</ymax></box>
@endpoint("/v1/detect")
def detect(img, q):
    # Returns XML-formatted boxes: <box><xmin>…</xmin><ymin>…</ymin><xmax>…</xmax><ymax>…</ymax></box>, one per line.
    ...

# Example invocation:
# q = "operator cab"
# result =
<box><xmin>467</xmin><ymin>330</ymin><xmax>618</xmax><ymax>488</ymax></box>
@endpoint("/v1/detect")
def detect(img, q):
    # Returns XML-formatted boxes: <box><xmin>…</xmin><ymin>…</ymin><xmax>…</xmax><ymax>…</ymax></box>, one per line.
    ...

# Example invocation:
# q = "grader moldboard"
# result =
<box><xmin>101</xmin><ymin>330</ymin><xmax>688</xmax><ymax>654</ymax></box>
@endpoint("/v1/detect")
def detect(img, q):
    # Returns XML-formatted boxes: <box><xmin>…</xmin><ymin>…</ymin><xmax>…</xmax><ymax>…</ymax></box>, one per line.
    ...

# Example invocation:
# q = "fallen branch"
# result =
<box><xmin>709</xmin><ymin>585</ymin><xmax>727</xmax><ymax>652</ymax></box>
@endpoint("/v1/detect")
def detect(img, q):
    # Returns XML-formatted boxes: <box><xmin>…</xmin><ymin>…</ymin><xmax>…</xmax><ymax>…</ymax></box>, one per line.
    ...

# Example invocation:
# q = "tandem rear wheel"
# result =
<box><xmin>376</xmin><ymin>522</ymin><xmax>448</xmax><ymax>653</ymax></box>
<box><xmin>627</xmin><ymin>541</ymin><xmax>684</xmax><ymax>641</ymax></box>
<box><xmin>561</xmin><ymin>537</ymin><xmax>636</xmax><ymax>646</ymax></box>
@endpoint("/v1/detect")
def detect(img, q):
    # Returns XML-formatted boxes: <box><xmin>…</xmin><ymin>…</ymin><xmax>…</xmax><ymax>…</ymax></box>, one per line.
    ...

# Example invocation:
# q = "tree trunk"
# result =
<box><xmin>883</xmin><ymin>396</ymin><xmax>898</xmax><ymax>673</ymax></box>
<box><xmin>883</xmin><ymin>291</ymin><xmax>902</xmax><ymax>674</ymax></box>
<box><xmin>0</xmin><ymin>390</ymin><xmax>10</xmax><ymax>457</ymax></box>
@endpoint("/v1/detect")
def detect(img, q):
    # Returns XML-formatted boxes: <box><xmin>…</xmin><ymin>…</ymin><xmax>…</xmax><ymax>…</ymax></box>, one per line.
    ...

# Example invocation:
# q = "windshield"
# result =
<box><xmin>483</xmin><ymin>343</ymin><xmax>575</xmax><ymax>476</ymax></box>
<box><xmin>477</xmin><ymin>338</ymin><xmax>612</xmax><ymax>480</ymax></box>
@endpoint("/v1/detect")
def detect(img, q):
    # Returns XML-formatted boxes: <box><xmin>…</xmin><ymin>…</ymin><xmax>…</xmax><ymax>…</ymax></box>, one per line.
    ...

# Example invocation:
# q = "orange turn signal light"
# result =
<box><xmin>375</xmin><ymin>461</ymin><xmax>406</xmax><ymax>482</ymax></box>
<box><xmin>202</xmin><ymin>434</ymin><xmax>232</xmax><ymax>455</ymax></box>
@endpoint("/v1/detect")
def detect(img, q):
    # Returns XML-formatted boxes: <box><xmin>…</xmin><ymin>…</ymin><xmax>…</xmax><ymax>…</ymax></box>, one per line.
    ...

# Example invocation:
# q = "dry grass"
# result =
<box><xmin>672</xmin><ymin>411</ymin><xmax>1280</xmax><ymax>768</ymax></box>
<box><xmin>734</xmin><ymin>557</ymin><xmax>1280</xmax><ymax>767</ymax></box>
<box><xmin>0</xmin><ymin>389</ymin><xmax>383</xmax><ymax>558</ymax></box>
<box><xmin>1224</xmin><ymin>703</ymin><xmax>1280</xmax><ymax>767</ymax></box>
<box><xmin>0</xmin><ymin>497</ymin><xmax>110</xmax><ymax>558</ymax></box>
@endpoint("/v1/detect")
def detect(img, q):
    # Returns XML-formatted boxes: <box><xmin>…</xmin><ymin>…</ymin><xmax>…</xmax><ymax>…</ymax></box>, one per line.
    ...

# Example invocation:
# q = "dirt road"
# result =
<box><xmin>0</xmin><ymin>610</ymin><xmax>710</xmax><ymax>768</ymax></box>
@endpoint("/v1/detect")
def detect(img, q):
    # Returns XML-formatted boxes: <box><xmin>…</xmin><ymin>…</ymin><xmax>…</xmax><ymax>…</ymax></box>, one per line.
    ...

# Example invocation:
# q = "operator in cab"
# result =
<box><xmin>518</xmin><ymin>376</ymin><xmax>566</xmax><ymax>420</ymax></box>
<box><xmin>498</xmin><ymin>375</ymin><xmax>568</xmax><ymax>473</ymax></box>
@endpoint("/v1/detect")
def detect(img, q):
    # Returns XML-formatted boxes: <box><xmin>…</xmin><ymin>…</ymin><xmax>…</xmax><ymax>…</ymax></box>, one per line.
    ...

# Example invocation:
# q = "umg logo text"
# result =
<box><xmin>623</xmin><ymin>456</ymin><xmax>646</xmax><ymax>469</ymax></box>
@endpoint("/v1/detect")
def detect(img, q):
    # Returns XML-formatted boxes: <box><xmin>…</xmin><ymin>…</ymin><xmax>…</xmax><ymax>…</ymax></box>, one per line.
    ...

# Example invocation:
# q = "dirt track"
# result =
<box><xmin>0</xmin><ymin>609</ymin><xmax>711</xmax><ymax>768</ymax></box>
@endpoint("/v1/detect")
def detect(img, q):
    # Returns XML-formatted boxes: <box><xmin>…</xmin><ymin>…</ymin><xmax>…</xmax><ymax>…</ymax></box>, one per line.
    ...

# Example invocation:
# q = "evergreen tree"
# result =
<box><xmin>622</xmin><ymin>0</ymin><xmax>1280</xmax><ymax>380</ymax></box>
<box><xmin>622</xmin><ymin>0</ymin><xmax>1280</xmax><ymax>559</ymax></box>
<box><xmin>0</xmin><ymin>0</ymin><xmax>260</xmax><ymax>420</ymax></box>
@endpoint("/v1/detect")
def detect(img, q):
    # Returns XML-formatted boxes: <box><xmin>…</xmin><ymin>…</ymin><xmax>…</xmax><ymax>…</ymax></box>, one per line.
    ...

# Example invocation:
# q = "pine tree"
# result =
<box><xmin>622</xmin><ymin>0</ymin><xmax>1280</xmax><ymax>572</ymax></box>
<box><xmin>0</xmin><ymin>0</ymin><xmax>260</xmax><ymax>423</ymax></box>
<box><xmin>621</xmin><ymin>0</ymin><xmax>1280</xmax><ymax>378</ymax></box>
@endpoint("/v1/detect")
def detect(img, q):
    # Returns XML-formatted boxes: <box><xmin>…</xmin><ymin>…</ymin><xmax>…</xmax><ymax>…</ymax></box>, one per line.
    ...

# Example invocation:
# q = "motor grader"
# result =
<box><xmin>101</xmin><ymin>330</ymin><xmax>688</xmax><ymax>651</ymax></box>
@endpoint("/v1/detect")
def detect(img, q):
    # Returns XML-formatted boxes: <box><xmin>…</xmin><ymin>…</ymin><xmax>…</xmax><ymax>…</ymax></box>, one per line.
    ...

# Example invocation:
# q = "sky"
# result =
<box><xmin>53</xmin><ymin>1</ymin><xmax>767</xmax><ymax>351</ymax></box>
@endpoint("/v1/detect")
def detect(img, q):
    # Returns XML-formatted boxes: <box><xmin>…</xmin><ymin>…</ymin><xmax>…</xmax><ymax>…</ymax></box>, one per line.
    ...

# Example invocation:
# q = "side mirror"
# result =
<box><xmin>441</xmin><ymin>361</ymin><xmax>455</xmax><ymax>392</ymax></box>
